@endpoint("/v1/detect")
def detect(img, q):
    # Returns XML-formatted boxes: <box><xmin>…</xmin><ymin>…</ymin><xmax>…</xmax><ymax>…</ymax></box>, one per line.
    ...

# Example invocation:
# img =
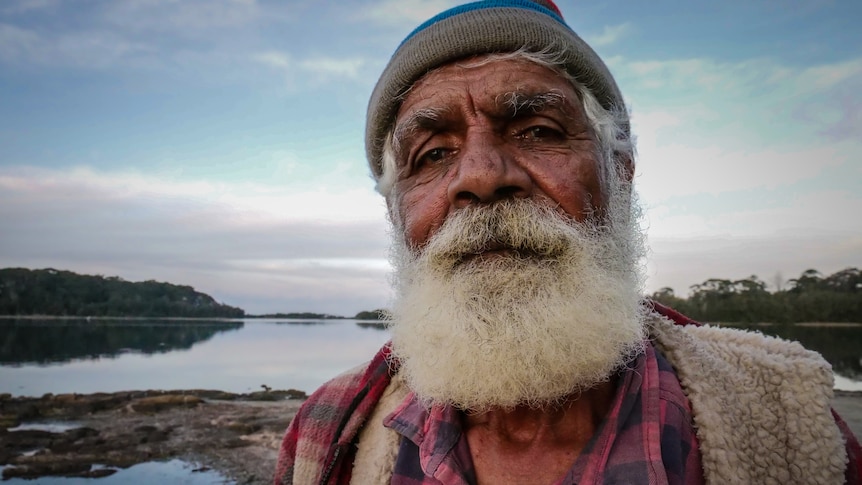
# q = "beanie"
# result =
<box><xmin>365</xmin><ymin>0</ymin><xmax>625</xmax><ymax>179</ymax></box>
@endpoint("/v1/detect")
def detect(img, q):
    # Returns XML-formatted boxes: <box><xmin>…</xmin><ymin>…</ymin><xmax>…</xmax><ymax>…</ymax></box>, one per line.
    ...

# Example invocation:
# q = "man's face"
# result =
<box><xmin>384</xmin><ymin>57</ymin><xmax>646</xmax><ymax>411</ymax></box>
<box><xmin>389</xmin><ymin>57</ymin><xmax>606</xmax><ymax>250</ymax></box>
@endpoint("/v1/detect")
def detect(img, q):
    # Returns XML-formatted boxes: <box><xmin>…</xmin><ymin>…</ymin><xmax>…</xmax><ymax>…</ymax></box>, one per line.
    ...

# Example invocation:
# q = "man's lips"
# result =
<box><xmin>453</xmin><ymin>242</ymin><xmax>538</xmax><ymax>265</ymax></box>
<box><xmin>462</xmin><ymin>248</ymin><xmax>517</xmax><ymax>262</ymax></box>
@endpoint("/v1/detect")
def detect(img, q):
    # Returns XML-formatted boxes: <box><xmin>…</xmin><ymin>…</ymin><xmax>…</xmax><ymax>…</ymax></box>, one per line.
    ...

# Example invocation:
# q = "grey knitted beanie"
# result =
<box><xmin>365</xmin><ymin>0</ymin><xmax>625</xmax><ymax>179</ymax></box>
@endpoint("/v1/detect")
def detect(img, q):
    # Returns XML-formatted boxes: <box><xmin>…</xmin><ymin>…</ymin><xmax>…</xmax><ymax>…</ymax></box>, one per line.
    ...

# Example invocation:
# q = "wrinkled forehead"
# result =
<box><xmin>394</xmin><ymin>56</ymin><xmax>581</xmax><ymax>123</ymax></box>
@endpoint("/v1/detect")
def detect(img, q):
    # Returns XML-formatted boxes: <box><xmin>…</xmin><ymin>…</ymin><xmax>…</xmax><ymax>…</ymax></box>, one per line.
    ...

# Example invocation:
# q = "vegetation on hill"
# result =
<box><xmin>354</xmin><ymin>309</ymin><xmax>389</xmax><ymax>321</ymax></box>
<box><xmin>0</xmin><ymin>268</ymin><xmax>244</xmax><ymax>318</ymax></box>
<box><xmin>5</xmin><ymin>265</ymin><xmax>857</xmax><ymax>323</ymax></box>
<box><xmin>650</xmin><ymin>267</ymin><xmax>861</xmax><ymax>323</ymax></box>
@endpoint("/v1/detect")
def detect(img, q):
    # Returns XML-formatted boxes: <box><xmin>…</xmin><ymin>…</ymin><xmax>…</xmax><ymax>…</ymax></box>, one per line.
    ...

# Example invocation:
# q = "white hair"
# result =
<box><xmin>375</xmin><ymin>49</ymin><xmax>635</xmax><ymax>198</ymax></box>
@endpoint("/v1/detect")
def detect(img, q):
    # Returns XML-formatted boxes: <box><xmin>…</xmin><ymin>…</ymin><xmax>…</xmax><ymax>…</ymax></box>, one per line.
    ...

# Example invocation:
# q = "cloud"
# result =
<box><xmin>0</xmin><ymin>23</ymin><xmax>40</xmax><ymax>63</ymax></box>
<box><xmin>0</xmin><ymin>22</ymin><xmax>168</xmax><ymax>70</ymax></box>
<box><xmin>254</xmin><ymin>50</ymin><xmax>367</xmax><ymax>82</ymax></box>
<box><xmin>645</xmin><ymin>185</ymin><xmax>862</xmax><ymax>239</ymax></box>
<box><xmin>254</xmin><ymin>50</ymin><xmax>290</xmax><ymax>69</ymax></box>
<box><xmin>361</xmin><ymin>0</ymin><xmax>460</xmax><ymax>26</ymax></box>
<box><xmin>586</xmin><ymin>23</ymin><xmax>631</xmax><ymax>47</ymax></box>
<box><xmin>616</xmin><ymin>54</ymin><xmax>862</xmax><ymax>294</ymax></box>
<box><xmin>621</xmin><ymin>57</ymin><xmax>862</xmax><ymax>124</ymax></box>
<box><xmin>0</xmin><ymin>0</ymin><xmax>265</xmax><ymax>71</ymax></box>
<box><xmin>0</xmin><ymin>0</ymin><xmax>59</xmax><ymax>14</ymax></box>
<box><xmin>0</xmin><ymin>166</ymin><xmax>392</xmax><ymax>315</ymax></box>
<box><xmin>633</xmin><ymin>124</ymin><xmax>854</xmax><ymax>200</ymax></box>
<box><xmin>618</xmin><ymin>55</ymin><xmax>862</xmax><ymax>205</ymax></box>
<box><xmin>299</xmin><ymin>57</ymin><xmax>365</xmax><ymax>78</ymax></box>
<box><xmin>647</xmin><ymin>232</ymin><xmax>862</xmax><ymax>297</ymax></box>
<box><xmin>623</xmin><ymin>57</ymin><xmax>862</xmax><ymax>105</ymax></box>
<box><xmin>101</xmin><ymin>0</ymin><xmax>260</xmax><ymax>35</ymax></box>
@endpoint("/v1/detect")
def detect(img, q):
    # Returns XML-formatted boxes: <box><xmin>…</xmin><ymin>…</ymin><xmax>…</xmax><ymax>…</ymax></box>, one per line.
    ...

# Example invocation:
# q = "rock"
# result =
<box><xmin>2</xmin><ymin>460</ymin><xmax>91</xmax><ymax>479</ymax></box>
<box><xmin>0</xmin><ymin>413</ymin><xmax>20</xmax><ymax>428</ymax></box>
<box><xmin>81</xmin><ymin>468</ymin><xmax>117</xmax><ymax>478</ymax></box>
<box><xmin>225</xmin><ymin>421</ymin><xmax>262</xmax><ymax>435</ymax></box>
<box><xmin>2</xmin><ymin>429</ymin><xmax>56</xmax><ymax>451</ymax></box>
<box><xmin>64</xmin><ymin>426</ymin><xmax>99</xmax><ymax>440</ymax></box>
<box><xmin>188</xmin><ymin>390</ymin><xmax>238</xmax><ymax>400</ymax></box>
<box><xmin>245</xmin><ymin>389</ymin><xmax>307</xmax><ymax>401</ymax></box>
<box><xmin>0</xmin><ymin>389</ymin><xmax>305</xmax><ymax>483</ymax></box>
<box><xmin>128</xmin><ymin>395</ymin><xmax>203</xmax><ymax>413</ymax></box>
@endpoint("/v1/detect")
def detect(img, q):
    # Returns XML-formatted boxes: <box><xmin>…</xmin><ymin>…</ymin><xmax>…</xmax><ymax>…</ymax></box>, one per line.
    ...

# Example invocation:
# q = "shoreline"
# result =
<box><xmin>2</xmin><ymin>388</ymin><xmax>860</xmax><ymax>483</ymax></box>
<box><xmin>0</xmin><ymin>315</ymin><xmax>246</xmax><ymax>321</ymax></box>
<box><xmin>0</xmin><ymin>389</ymin><xmax>305</xmax><ymax>483</ymax></box>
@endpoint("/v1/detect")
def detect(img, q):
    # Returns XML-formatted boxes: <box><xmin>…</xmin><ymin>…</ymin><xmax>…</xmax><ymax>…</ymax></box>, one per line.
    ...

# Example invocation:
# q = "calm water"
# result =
<box><xmin>0</xmin><ymin>318</ymin><xmax>860</xmax><ymax>395</ymax></box>
<box><xmin>0</xmin><ymin>318</ymin><xmax>391</xmax><ymax>397</ymax></box>
<box><xmin>0</xmin><ymin>460</ymin><xmax>232</xmax><ymax>484</ymax></box>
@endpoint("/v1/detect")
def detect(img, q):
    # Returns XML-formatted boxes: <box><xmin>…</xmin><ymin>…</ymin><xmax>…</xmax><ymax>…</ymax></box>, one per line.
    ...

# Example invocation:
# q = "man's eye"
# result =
<box><xmin>417</xmin><ymin>147</ymin><xmax>449</xmax><ymax>166</ymax></box>
<box><xmin>519</xmin><ymin>126</ymin><xmax>563</xmax><ymax>141</ymax></box>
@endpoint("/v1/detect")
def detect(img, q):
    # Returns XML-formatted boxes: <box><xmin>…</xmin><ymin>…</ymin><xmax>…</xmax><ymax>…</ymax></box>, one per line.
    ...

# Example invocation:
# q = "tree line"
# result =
<box><xmin>650</xmin><ymin>267</ymin><xmax>861</xmax><ymax>323</ymax></box>
<box><xmin>0</xmin><ymin>268</ymin><xmax>244</xmax><ymax>318</ymax></box>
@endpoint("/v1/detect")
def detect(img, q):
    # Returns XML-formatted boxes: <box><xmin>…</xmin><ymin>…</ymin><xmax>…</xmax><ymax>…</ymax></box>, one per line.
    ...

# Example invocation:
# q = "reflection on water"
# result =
<box><xmin>0</xmin><ymin>459</ymin><xmax>233</xmax><ymax>484</ymax></box>
<box><xmin>272</xmin><ymin>320</ymin><xmax>337</xmax><ymax>326</ymax></box>
<box><xmin>0</xmin><ymin>318</ymin><xmax>243</xmax><ymax>365</ymax></box>
<box><xmin>9</xmin><ymin>421</ymin><xmax>83</xmax><ymax>433</ymax></box>
<box><xmin>0</xmin><ymin>318</ymin><xmax>392</xmax><ymax>397</ymax></box>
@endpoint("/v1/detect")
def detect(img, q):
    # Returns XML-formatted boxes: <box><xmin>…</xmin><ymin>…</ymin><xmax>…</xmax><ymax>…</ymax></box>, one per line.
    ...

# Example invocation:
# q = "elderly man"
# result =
<box><xmin>275</xmin><ymin>1</ymin><xmax>861</xmax><ymax>484</ymax></box>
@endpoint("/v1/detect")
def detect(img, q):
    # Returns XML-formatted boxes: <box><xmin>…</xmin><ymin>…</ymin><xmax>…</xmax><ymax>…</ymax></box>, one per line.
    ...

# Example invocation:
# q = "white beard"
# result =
<box><xmin>387</xmin><ymin>173</ymin><xmax>647</xmax><ymax>412</ymax></box>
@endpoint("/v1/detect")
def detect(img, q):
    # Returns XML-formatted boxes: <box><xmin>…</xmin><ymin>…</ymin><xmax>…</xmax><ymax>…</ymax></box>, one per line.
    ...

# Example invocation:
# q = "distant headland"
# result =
<box><xmin>0</xmin><ymin>267</ymin><xmax>388</xmax><ymax>320</ymax></box>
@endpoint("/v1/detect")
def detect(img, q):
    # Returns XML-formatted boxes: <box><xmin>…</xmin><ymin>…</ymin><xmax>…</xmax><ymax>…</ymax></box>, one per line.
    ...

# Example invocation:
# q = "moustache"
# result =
<box><xmin>419</xmin><ymin>199</ymin><xmax>595</xmax><ymax>270</ymax></box>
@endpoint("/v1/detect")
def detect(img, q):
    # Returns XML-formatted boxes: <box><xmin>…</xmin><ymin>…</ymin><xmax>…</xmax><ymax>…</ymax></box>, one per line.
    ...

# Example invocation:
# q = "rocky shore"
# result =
<box><xmin>1</xmin><ymin>389</ymin><xmax>306</xmax><ymax>484</ymax></box>
<box><xmin>2</xmin><ymin>389</ymin><xmax>861</xmax><ymax>483</ymax></box>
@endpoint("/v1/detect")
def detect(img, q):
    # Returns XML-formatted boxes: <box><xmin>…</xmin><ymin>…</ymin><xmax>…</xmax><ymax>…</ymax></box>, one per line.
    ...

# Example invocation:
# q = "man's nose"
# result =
<box><xmin>447</xmin><ymin>133</ymin><xmax>532</xmax><ymax>208</ymax></box>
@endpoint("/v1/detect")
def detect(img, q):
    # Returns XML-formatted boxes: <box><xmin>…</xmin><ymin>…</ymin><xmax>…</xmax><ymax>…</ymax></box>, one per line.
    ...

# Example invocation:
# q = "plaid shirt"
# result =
<box><xmin>385</xmin><ymin>344</ymin><xmax>703</xmax><ymax>485</ymax></box>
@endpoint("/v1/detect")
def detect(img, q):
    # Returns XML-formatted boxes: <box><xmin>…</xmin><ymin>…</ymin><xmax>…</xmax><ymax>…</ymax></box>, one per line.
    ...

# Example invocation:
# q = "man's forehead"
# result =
<box><xmin>409</xmin><ymin>57</ymin><xmax>571</xmax><ymax>96</ymax></box>
<box><xmin>397</xmin><ymin>59</ymin><xmax>577</xmax><ymax>118</ymax></box>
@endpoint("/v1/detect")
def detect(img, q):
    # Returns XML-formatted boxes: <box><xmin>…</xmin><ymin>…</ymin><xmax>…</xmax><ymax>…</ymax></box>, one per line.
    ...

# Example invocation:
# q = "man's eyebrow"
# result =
<box><xmin>392</xmin><ymin>107</ymin><xmax>448</xmax><ymax>156</ymax></box>
<box><xmin>495</xmin><ymin>90</ymin><xmax>567</xmax><ymax>117</ymax></box>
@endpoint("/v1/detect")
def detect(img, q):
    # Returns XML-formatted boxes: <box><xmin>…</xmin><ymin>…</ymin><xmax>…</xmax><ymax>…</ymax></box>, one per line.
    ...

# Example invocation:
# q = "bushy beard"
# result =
<box><xmin>387</xmin><ymin>171</ymin><xmax>648</xmax><ymax>412</ymax></box>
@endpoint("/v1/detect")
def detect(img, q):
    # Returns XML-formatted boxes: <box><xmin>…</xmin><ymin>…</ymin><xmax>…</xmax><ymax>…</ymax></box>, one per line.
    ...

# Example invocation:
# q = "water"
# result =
<box><xmin>0</xmin><ymin>318</ymin><xmax>391</xmax><ymax>396</ymax></box>
<box><xmin>0</xmin><ymin>459</ymin><xmax>234</xmax><ymax>484</ymax></box>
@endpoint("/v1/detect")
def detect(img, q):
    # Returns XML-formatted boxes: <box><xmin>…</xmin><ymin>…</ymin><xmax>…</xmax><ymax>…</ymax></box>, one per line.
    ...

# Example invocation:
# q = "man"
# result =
<box><xmin>275</xmin><ymin>1</ymin><xmax>861</xmax><ymax>483</ymax></box>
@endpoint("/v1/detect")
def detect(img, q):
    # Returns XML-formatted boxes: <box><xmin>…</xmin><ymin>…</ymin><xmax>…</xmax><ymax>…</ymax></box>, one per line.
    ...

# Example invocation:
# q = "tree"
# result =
<box><xmin>0</xmin><ymin>268</ymin><xmax>245</xmax><ymax>318</ymax></box>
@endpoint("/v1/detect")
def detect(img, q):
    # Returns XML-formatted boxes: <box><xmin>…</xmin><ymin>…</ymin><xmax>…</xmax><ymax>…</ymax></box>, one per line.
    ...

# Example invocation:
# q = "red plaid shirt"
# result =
<box><xmin>384</xmin><ymin>343</ymin><xmax>704</xmax><ymax>485</ymax></box>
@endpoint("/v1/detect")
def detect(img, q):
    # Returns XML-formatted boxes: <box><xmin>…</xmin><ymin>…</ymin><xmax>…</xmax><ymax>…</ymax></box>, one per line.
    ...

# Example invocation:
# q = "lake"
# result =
<box><xmin>0</xmin><ymin>317</ymin><xmax>391</xmax><ymax>397</ymax></box>
<box><xmin>1</xmin><ymin>317</ymin><xmax>860</xmax><ymax>395</ymax></box>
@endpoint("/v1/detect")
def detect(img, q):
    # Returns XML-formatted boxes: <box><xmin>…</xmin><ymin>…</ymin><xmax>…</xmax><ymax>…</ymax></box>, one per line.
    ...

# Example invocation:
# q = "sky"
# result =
<box><xmin>1</xmin><ymin>0</ymin><xmax>860</xmax><ymax>316</ymax></box>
